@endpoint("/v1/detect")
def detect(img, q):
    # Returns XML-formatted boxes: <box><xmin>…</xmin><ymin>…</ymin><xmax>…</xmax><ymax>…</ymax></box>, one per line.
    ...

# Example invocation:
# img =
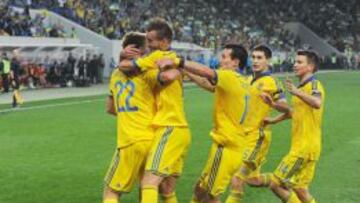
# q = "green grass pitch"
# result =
<box><xmin>0</xmin><ymin>71</ymin><xmax>359</xmax><ymax>203</ymax></box>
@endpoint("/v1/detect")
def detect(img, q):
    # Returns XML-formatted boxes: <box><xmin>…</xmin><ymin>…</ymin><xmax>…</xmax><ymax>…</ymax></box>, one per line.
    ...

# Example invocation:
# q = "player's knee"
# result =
<box><xmin>246</xmin><ymin>176</ymin><xmax>258</xmax><ymax>187</ymax></box>
<box><xmin>204</xmin><ymin>194</ymin><xmax>221</xmax><ymax>203</ymax></box>
<box><xmin>193</xmin><ymin>181</ymin><xmax>207</xmax><ymax>199</ymax></box>
<box><xmin>269</xmin><ymin>180</ymin><xmax>281</xmax><ymax>193</ymax></box>
<box><xmin>141</xmin><ymin>172</ymin><xmax>163</xmax><ymax>187</ymax></box>
<box><xmin>103</xmin><ymin>186</ymin><xmax>120</xmax><ymax>199</ymax></box>
<box><xmin>230</xmin><ymin>176</ymin><xmax>245</xmax><ymax>190</ymax></box>
<box><xmin>293</xmin><ymin>188</ymin><xmax>311</xmax><ymax>202</ymax></box>
<box><xmin>159</xmin><ymin>178</ymin><xmax>176</xmax><ymax>195</ymax></box>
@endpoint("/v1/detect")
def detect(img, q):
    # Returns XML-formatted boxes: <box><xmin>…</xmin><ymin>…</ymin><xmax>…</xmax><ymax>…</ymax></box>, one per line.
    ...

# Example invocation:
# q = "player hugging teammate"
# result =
<box><xmin>103</xmin><ymin>18</ymin><xmax>325</xmax><ymax>203</ymax></box>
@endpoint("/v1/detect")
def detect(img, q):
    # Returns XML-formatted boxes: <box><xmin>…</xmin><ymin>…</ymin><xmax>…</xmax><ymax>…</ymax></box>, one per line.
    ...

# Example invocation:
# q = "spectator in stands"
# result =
<box><xmin>77</xmin><ymin>56</ymin><xmax>86</xmax><ymax>79</ymax></box>
<box><xmin>67</xmin><ymin>52</ymin><xmax>76</xmax><ymax>76</ymax></box>
<box><xmin>10</xmin><ymin>56</ymin><xmax>24</xmax><ymax>107</ymax></box>
<box><xmin>35</xmin><ymin>63</ymin><xmax>47</xmax><ymax>87</ymax></box>
<box><xmin>97</xmin><ymin>54</ymin><xmax>105</xmax><ymax>83</ymax></box>
<box><xmin>47</xmin><ymin>60</ymin><xmax>61</xmax><ymax>86</ymax></box>
<box><xmin>88</xmin><ymin>54</ymin><xmax>98</xmax><ymax>84</ymax></box>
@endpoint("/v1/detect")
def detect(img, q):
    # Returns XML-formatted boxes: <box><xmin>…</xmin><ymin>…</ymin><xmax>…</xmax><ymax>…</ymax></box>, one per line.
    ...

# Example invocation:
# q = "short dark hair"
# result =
<box><xmin>224</xmin><ymin>44</ymin><xmax>248</xmax><ymax>69</ymax></box>
<box><xmin>122</xmin><ymin>32</ymin><xmax>146</xmax><ymax>49</ymax></box>
<box><xmin>146</xmin><ymin>18</ymin><xmax>173</xmax><ymax>41</ymax></box>
<box><xmin>297</xmin><ymin>50</ymin><xmax>320</xmax><ymax>72</ymax></box>
<box><xmin>253</xmin><ymin>45</ymin><xmax>272</xmax><ymax>59</ymax></box>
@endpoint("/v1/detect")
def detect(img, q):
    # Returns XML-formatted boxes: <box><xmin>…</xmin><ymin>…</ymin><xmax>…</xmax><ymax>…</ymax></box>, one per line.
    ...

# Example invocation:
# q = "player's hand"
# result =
<box><xmin>285</xmin><ymin>79</ymin><xmax>299</xmax><ymax>95</ymax></box>
<box><xmin>12</xmin><ymin>80</ymin><xmax>16</xmax><ymax>87</ymax></box>
<box><xmin>121</xmin><ymin>45</ymin><xmax>141</xmax><ymax>59</ymax></box>
<box><xmin>260</xmin><ymin>92</ymin><xmax>274</xmax><ymax>106</ymax></box>
<box><xmin>157</xmin><ymin>58</ymin><xmax>175</xmax><ymax>70</ymax></box>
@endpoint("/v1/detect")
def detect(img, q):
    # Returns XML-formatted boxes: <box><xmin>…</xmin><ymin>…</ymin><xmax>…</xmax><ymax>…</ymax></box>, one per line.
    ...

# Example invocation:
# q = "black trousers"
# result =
<box><xmin>1</xmin><ymin>73</ymin><xmax>9</xmax><ymax>92</ymax></box>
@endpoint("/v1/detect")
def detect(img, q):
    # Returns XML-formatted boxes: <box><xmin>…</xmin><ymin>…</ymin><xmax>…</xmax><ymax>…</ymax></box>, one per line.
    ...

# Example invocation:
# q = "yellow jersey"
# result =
<box><xmin>244</xmin><ymin>72</ymin><xmax>285</xmax><ymax>133</ymax></box>
<box><xmin>289</xmin><ymin>76</ymin><xmax>325</xmax><ymax>160</ymax></box>
<box><xmin>109</xmin><ymin>69</ymin><xmax>157</xmax><ymax>148</ymax></box>
<box><xmin>210</xmin><ymin>69</ymin><xmax>248</xmax><ymax>150</ymax></box>
<box><xmin>134</xmin><ymin>50</ymin><xmax>188</xmax><ymax>127</ymax></box>
<box><xmin>134</xmin><ymin>50</ymin><xmax>178</xmax><ymax>71</ymax></box>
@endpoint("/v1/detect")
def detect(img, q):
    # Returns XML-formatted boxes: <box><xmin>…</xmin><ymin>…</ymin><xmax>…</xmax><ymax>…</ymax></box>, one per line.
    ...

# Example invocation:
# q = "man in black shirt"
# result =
<box><xmin>10</xmin><ymin>57</ymin><xmax>24</xmax><ymax>107</ymax></box>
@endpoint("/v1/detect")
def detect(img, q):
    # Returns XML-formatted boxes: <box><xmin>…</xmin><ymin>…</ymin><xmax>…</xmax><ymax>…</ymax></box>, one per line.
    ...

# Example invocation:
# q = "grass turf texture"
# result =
<box><xmin>0</xmin><ymin>71</ymin><xmax>359</xmax><ymax>203</ymax></box>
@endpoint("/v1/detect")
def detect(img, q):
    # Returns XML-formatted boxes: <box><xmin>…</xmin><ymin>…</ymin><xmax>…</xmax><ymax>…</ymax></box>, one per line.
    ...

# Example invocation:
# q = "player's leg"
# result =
<box><xmin>226</xmin><ymin>129</ymin><xmax>271</xmax><ymax>203</ymax></box>
<box><xmin>142</xmin><ymin>127</ymin><xmax>191</xmax><ymax>203</ymax></box>
<box><xmin>194</xmin><ymin>143</ymin><xmax>243</xmax><ymax>203</ymax></box>
<box><xmin>293</xmin><ymin>188</ymin><xmax>315</xmax><ymax>203</ymax></box>
<box><xmin>103</xmin><ymin>186</ymin><xmax>121</xmax><ymax>203</ymax></box>
<box><xmin>245</xmin><ymin>129</ymin><xmax>272</xmax><ymax>187</ymax></box>
<box><xmin>159</xmin><ymin>176</ymin><xmax>178</xmax><ymax>203</ymax></box>
<box><xmin>293</xmin><ymin>160</ymin><xmax>317</xmax><ymax>203</ymax></box>
<box><xmin>141</xmin><ymin>172</ymin><xmax>163</xmax><ymax>203</ymax></box>
<box><xmin>269</xmin><ymin>155</ymin><xmax>305</xmax><ymax>203</ymax></box>
<box><xmin>103</xmin><ymin>141</ymin><xmax>150</xmax><ymax>203</ymax></box>
<box><xmin>190</xmin><ymin>180</ymin><xmax>208</xmax><ymax>203</ymax></box>
<box><xmin>225</xmin><ymin>167</ymin><xmax>247</xmax><ymax>203</ymax></box>
<box><xmin>103</xmin><ymin>149</ymin><xmax>122</xmax><ymax>203</ymax></box>
<box><xmin>159</xmin><ymin>155</ymin><xmax>187</xmax><ymax>203</ymax></box>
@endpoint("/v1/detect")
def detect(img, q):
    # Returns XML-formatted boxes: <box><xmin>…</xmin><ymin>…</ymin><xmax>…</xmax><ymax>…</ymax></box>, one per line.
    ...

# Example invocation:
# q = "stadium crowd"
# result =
<box><xmin>8</xmin><ymin>0</ymin><xmax>359</xmax><ymax>52</ymax></box>
<box><xmin>0</xmin><ymin>1</ymin><xmax>70</xmax><ymax>38</ymax></box>
<box><xmin>1</xmin><ymin>0</ymin><xmax>359</xmax><ymax>93</ymax></box>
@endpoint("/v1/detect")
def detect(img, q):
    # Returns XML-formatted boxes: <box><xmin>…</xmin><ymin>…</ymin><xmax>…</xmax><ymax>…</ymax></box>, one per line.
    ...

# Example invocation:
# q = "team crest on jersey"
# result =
<box><xmin>280</xmin><ymin>165</ymin><xmax>289</xmax><ymax>174</ymax></box>
<box><xmin>243</xmin><ymin>149</ymin><xmax>250</xmax><ymax>160</ymax></box>
<box><xmin>257</xmin><ymin>83</ymin><xmax>264</xmax><ymax>91</ymax></box>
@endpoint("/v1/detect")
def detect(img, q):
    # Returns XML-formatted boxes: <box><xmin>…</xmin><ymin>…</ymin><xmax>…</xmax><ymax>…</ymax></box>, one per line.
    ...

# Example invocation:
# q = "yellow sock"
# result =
<box><xmin>225</xmin><ymin>190</ymin><xmax>243</xmax><ymax>203</ymax></box>
<box><xmin>260</xmin><ymin>173</ymin><xmax>271</xmax><ymax>186</ymax></box>
<box><xmin>161</xmin><ymin>192</ymin><xmax>178</xmax><ymax>203</ymax></box>
<box><xmin>190</xmin><ymin>194</ymin><xmax>201</xmax><ymax>203</ymax></box>
<box><xmin>287</xmin><ymin>192</ymin><xmax>301</xmax><ymax>203</ymax></box>
<box><xmin>141</xmin><ymin>185</ymin><xmax>158</xmax><ymax>203</ymax></box>
<box><xmin>103</xmin><ymin>198</ymin><xmax>118</xmax><ymax>203</ymax></box>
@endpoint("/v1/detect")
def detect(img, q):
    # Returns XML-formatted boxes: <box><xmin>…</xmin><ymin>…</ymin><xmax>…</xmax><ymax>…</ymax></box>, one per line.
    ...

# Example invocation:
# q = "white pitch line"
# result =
<box><xmin>0</xmin><ymin>88</ymin><xmax>201</xmax><ymax>114</ymax></box>
<box><xmin>0</xmin><ymin>98</ymin><xmax>104</xmax><ymax>114</ymax></box>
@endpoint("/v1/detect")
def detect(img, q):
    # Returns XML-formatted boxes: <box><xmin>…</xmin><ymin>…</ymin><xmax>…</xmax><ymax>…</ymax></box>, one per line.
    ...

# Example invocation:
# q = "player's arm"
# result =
<box><xmin>185</xmin><ymin>70</ymin><xmax>215</xmax><ymax>92</ymax></box>
<box><xmin>260</xmin><ymin>92</ymin><xmax>290</xmax><ymax>113</ymax></box>
<box><xmin>106</xmin><ymin>95</ymin><xmax>116</xmax><ymax>116</ymax></box>
<box><xmin>118</xmin><ymin>45</ymin><xmax>142</xmax><ymax>73</ymax></box>
<box><xmin>285</xmin><ymin>79</ymin><xmax>322</xmax><ymax>109</ymax></box>
<box><xmin>157</xmin><ymin>58</ymin><xmax>216</xmax><ymax>81</ymax></box>
<box><xmin>262</xmin><ymin>111</ymin><xmax>292</xmax><ymax>127</ymax></box>
<box><xmin>273</xmin><ymin>99</ymin><xmax>291</xmax><ymax>113</ymax></box>
<box><xmin>158</xmin><ymin>68</ymin><xmax>182</xmax><ymax>85</ymax></box>
<box><xmin>183</xmin><ymin>60</ymin><xmax>217</xmax><ymax>82</ymax></box>
<box><xmin>118</xmin><ymin>59</ymin><xmax>139</xmax><ymax>73</ymax></box>
<box><xmin>120</xmin><ymin>44</ymin><xmax>141</xmax><ymax>61</ymax></box>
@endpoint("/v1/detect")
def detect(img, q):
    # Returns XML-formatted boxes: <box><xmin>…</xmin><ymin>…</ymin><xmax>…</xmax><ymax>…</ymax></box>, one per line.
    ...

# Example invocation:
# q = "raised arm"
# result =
<box><xmin>118</xmin><ymin>45</ymin><xmax>142</xmax><ymax>73</ymax></box>
<box><xmin>285</xmin><ymin>79</ymin><xmax>322</xmax><ymax>109</ymax></box>
<box><xmin>118</xmin><ymin>59</ymin><xmax>138</xmax><ymax>73</ymax></box>
<box><xmin>158</xmin><ymin>68</ymin><xmax>182</xmax><ymax>84</ymax></box>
